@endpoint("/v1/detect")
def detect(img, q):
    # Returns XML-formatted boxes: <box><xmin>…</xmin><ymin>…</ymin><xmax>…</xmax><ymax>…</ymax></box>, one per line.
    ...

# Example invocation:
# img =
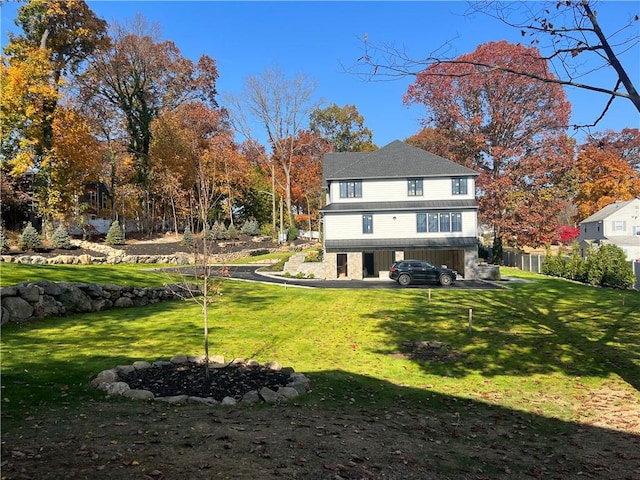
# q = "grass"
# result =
<box><xmin>1</xmin><ymin>265</ymin><xmax>639</xmax><ymax>428</ymax></box>
<box><xmin>0</xmin><ymin>262</ymin><xmax>178</xmax><ymax>287</ymax></box>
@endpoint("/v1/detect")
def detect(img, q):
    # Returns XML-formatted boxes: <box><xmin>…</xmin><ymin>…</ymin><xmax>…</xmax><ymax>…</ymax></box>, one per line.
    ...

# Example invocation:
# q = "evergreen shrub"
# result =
<box><xmin>0</xmin><ymin>229</ymin><xmax>9</xmax><ymax>253</ymax></box>
<box><xmin>18</xmin><ymin>222</ymin><xmax>42</xmax><ymax>251</ymax></box>
<box><xmin>598</xmin><ymin>244</ymin><xmax>635</xmax><ymax>289</ymax></box>
<box><xmin>105</xmin><ymin>220</ymin><xmax>125</xmax><ymax>245</ymax></box>
<box><xmin>241</xmin><ymin>219</ymin><xmax>261</xmax><ymax>236</ymax></box>
<box><xmin>226</xmin><ymin>224</ymin><xmax>239</xmax><ymax>240</ymax></box>
<box><xmin>51</xmin><ymin>224</ymin><xmax>72</xmax><ymax>249</ymax></box>
<box><xmin>541</xmin><ymin>248</ymin><xmax>565</xmax><ymax>277</ymax></box>
<box><xmin>211</xmin><ymin>221</ymin><xmax>226</xmax><ymax>240</ymax></box>
<box><xmin>181</xmin><ymin>225</ymin><xmax>194</xmax><ymax>247</ymax></box>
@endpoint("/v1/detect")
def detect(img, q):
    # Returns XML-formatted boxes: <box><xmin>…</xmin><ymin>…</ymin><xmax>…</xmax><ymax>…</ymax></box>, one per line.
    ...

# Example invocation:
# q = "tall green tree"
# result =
<box><xmin>309</xmin><ymin>103</ymin><xmax>377</xmax><ymax>152</ymax></box>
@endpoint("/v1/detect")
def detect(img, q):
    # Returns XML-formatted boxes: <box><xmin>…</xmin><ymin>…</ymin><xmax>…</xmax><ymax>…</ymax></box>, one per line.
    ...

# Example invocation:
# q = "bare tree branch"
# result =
<box><xmin>350</xmin><ymin>1</ymin><xmax>640</xmax><ymax>127</ymax></box>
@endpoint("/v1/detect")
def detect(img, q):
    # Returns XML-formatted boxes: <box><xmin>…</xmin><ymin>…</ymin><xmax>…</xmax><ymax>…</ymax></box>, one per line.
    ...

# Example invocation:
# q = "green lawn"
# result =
<box><xmin>1</xmin><ymin>264</ymin><xmax>639</xmax><ymax>427</ymax></box>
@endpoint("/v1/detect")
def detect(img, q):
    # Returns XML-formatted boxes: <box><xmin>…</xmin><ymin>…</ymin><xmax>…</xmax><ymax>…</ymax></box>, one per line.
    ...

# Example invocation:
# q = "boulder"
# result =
<box><xmin>1</xmin><ymin>297</ymin><xmax>34</xmax><ymax>321</ymax></box>
<box><xmin>57</xmin><ymin>284</ymin><xmax>93</xmax><ymax>312</ymax></box>
<box><xmin>113</xmin><ymin>297</ymin><xmax>133</xmax><ymax>308</ymax></box>
<box><xmin>106</xmin><ymin>382</ymin><xmax>130</xmax><ymax>396</ymax></box>
<box><xmin>34</xmin><ymin>295</ymin><xmax>62</xmax><ymax>317</ymax></box>
<box><xmin>154</xmin><ymin>395</ymin><xmax>189</xmax><ymax>405</ymax></box>
<box><xmin>241</xmin><ymin>390</ymin><xmax>261</xmax><ymax>405</ymax></box>
<box><xmin>123</xmin><ymin>389</ymin><xmax>155</xmax><ymax>401</ymax></box>
<box><xmin>277</xmin><ymin>386</ymin><xmax>300</xmax><ymax>399</ymax></box>
<box><xmin>33</xmin><ymin>279</ymin><xmax>63</xmax><ymax>296</ymax></box>
<box><xmin>259</xmin><ymin>387</ymin><xmax>282</xmax><ymax>403</ymax></box>
<box><xmin>132</xmin><ymin>361</ymin><xmax>152</xmax><ymax>370</ymax></box>
<box><xmin>18</xmin><ymin>285</ymin><xmax>42</xmax><ymax>302</ymax></box>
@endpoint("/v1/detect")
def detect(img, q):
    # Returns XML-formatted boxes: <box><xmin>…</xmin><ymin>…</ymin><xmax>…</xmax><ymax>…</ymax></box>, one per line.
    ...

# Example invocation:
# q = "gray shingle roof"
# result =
<box><xmin>325</xmin><ymin>237</ymin><xmax>478</xmax><ymax>251</ymax></box>
<box><xmin>579</xmin><ymin>199</ymin><xmax>639</xmax><ymax>224</ymax></box>
<box><xmin>320</xmin><ymin>199</ymin><xmax>477</xmax><ymax>213</ymax></box>
<box><xmin>323</xmin><ymin>140</ymin><xmax>478</xmax><ymax>184</ymax></box>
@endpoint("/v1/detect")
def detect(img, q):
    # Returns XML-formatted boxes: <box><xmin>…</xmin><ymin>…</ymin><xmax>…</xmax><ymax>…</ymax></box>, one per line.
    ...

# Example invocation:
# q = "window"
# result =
<box><xmin>419</xmin><ymin>212</ymin><xmax>463</xmax><ymax>233</ymax></box>
<box><xmin>439</xmin><ymin>213</ymin><xmax>451</xmax><ymax>232</ymax></box>
<box><xmin>417</xmin><ymin>213</ymin><xmax>427</xmax><ymax>232</ymax></box>
<box><xmin>408</xmin><ymin>179</ymin><xmax>423</xmax><ymax>196</ymax></box>
<box><xmin>87</xmin><ymin>190</ymin><xmax>98</xmax><ymax>209</ymax></box>
<box><xmin>99</xmin><ymin>192</ymin><xmax>108</xmax><ymax>210</ymax></box>
<box><xmin>452</xmin><ymin>178</ymin><xmax>468</xmax><ymax>195</ymax></box>
<box><xmin>340</xmin><ymin>180</ymin><xmax>362</xmax><ymax>198</ymax></box>
<box><xmin>428</xmin><ymin>213</ymin><xmax>439</xmax><ymax>232</ymax></box>
<box><xmin>451</xmin><ymin>212</ymin><xmax>462</xmax><ymax>232</ymax></box>
<box><xmin>612</xmin><ymin>220</ymin><xmax>626</xmax><ymax>233</ymax></box>
<box><xmin>362</xmin><ymin>214</ymin><xmax>373</xmax><ymax>234</ymax></box>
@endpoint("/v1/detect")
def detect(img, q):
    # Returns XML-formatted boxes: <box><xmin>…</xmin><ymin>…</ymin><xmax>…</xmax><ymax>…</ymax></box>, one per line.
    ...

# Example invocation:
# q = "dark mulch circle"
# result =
<box><xmin>389</xmin><ymin>340</ymin><xmax>465</xmax><ymax>363</ymax></box>
<box><xmin>119</xmin><ymin>362</ymin><xmax>293</xmax><ymax>401</ymax></box>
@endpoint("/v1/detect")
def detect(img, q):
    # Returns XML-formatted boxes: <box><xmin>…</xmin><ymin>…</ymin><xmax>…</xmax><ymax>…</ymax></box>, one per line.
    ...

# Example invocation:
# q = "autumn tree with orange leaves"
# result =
<box><xmin>81</xmin><ymin>15</ymin><xmax>220</xmax><ymax>233</ymax></box>
<box><xmin>405</xmin><ymin>40</ymin><xmax>574</xmax><ymax>254</ymax></box>
<box><xmin>575</xmin><ymin>129</ymin><xmax>640</xmax><ymax>220</ymax></box>
<box><xmin>289</xmin><ymin>130</ymin><xmax>329</xmax><ymax>235</ymax></box>
<box><xmin>1</xmin><ymin>0</ymin><xmax>109</xmax><ymax>230</ymax></box>
<box><xmin>356</xmin><ymin>1</ymin><xmax>639</xmax><ymax>128</ymax></box>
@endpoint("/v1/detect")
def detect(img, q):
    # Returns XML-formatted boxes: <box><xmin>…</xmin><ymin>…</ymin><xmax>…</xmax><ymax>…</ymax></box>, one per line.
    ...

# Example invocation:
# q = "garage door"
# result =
<box><xmin>405</xmin><ymin>249</ymin><xmax>464</xmax><ymax>276</ymax></box>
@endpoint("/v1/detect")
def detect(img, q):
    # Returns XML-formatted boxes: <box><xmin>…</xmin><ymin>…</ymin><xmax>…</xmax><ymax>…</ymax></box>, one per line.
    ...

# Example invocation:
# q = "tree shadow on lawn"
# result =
<box><xmin>1</xmin><ymin>368</ymin><xmax>639</xmax><ymax>480</ymax></box>
<box><xmin>369</xmin><ymin>277</ymin><xmax>640</xmax><ymax>390</ymax></box>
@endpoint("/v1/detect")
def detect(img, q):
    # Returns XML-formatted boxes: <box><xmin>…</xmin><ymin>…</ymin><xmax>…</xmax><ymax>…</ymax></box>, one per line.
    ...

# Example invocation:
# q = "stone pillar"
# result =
<box><xmin>464</xmin><ymin>247</ymin><xmax>479</xmax><ymax>280</ymax></box>
<box><xmin>348</xmin><ymin>252</ymin><xmax>363</xmax><ymax>280</ymax></box>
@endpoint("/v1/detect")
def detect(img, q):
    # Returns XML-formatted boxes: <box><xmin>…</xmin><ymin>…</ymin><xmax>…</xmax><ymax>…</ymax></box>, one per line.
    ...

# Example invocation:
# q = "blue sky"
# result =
<box><xmin>2</xmin><ymin>1</ymin><xmax>639</xmax><ymax>148</ymax></box>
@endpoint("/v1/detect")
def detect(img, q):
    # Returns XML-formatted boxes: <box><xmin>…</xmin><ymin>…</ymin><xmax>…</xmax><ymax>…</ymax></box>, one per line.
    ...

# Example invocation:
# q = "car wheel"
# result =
<box><xmin>439</xmin><ymin>274</ymin><xmax>453</xmax><ymax>286</ymax></box>
<box><xmin>398</xmin><ymin>273</ymin><xmax>411</xmax><ymax>286</ymax></box>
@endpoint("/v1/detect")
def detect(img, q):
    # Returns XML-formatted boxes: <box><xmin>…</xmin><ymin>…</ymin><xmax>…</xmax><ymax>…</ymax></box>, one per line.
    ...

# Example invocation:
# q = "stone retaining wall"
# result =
<box><xmin>0</xmin><ymin>280</ymin><xmax>199</xmax><ymax>325</ymax></box>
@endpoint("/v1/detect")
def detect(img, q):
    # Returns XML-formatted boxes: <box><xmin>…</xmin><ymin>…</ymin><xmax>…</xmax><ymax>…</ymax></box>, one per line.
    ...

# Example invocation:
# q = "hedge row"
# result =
<box><xmin>541</xmin><ymin>243</ymin><xmax>635</xmax><ymax>289</ymax></box>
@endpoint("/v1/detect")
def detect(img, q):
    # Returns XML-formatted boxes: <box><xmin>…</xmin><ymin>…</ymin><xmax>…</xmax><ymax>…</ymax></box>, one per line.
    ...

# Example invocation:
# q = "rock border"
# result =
<box><xmin>0</xmin><ymin>281</ymin><xmax>200</xmax><ymax>325</ymax></box>
<box><xmin>91</xmin><ymin>354</ymin><xmax>311</xmax><ymax>407</ymax></box>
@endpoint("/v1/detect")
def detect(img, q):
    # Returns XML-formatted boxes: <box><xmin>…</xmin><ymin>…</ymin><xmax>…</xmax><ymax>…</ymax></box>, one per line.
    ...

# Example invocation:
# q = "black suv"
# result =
<box><xmin>389</xmin><ymin>260</ymin><xmax>457</xmax><ymax>287</ymax></box>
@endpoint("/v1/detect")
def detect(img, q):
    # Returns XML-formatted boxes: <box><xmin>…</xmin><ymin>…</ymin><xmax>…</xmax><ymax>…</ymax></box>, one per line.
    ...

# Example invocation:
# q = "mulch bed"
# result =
<box><xmin>119</xmin><ymin>362</ymin><xmax>293</xmax><ymax>401</ymax></box>
<box><xmin>2</xmin><ymin>245</ymin><xmax>107</xmax><ymax>258</ymax></box>
<box><xmin>4</xmin><ymin>233</ymin><xmax>311</xmax><ymax>258</ymax></box>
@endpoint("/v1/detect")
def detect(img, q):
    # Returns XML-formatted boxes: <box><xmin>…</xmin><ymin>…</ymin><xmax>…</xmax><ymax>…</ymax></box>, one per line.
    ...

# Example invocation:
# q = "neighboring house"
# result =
<box><xmin>78</xmin><ymin>182</ymin><xmax>110</xmax><ymax>217</ymax></box>
<box><xmin>578</xmin><ymin>198</ymin><xmax>640</xmax><ymax>261</ymax></box>
<box><xmin>319</xmin><ymin>140</ymin><xmax>480</xmax><ymax>280</ymax></box>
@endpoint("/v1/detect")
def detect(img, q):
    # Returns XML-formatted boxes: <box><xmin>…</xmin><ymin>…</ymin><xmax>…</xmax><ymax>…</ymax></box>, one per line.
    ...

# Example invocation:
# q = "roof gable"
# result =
<box><xmin>579</xmin><ymin>199</ymin><xmax>640</xmax><ymax>224</ymax></box>
<box><xmin>323</xmin><ymin>140</ymin><xmax>478</xmax><ymax>182</ymax></box>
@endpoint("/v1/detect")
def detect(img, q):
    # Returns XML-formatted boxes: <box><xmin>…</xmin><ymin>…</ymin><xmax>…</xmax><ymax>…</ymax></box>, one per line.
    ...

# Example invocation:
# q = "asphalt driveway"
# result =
<box><xmin>162</xmin><ymin>265</ymin><xmax>503</xmax><ymax>290</ymax></box>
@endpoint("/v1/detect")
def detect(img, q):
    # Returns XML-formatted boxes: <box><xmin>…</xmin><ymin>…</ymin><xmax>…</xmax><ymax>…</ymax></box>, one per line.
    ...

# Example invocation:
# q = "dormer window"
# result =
<box><xmin>452</xmin><ymin>178</ymin><xmax>467</xmax><ymax>195</ymax></box>
<box><xmin>339</xmin><ymin>180</ymin><xmax>362</xmax><ymax>198</ymax></box>
<box><xmin>408</xmin><ymin>179</ymin><xmax>423</xmax><ymax>196</ymax></box>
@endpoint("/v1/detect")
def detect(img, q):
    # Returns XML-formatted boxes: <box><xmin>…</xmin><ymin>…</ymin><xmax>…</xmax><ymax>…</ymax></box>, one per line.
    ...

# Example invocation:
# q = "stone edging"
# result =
<box><xmin>91</xmin><ymin>354</ymin><xmax>311</xmax><ymax>406</ymax></box>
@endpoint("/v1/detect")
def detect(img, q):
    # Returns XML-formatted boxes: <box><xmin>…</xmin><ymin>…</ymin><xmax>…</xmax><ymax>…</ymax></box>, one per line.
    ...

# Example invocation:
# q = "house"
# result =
<box><xmin>319</xmin><ymin>140</ymin><xmax>480</xmax><ymax>280</ymax></box>
<box><xmin>578</xmin><ymin>198</ymin><xmax>640</xmax><ymax>261</ymax></box>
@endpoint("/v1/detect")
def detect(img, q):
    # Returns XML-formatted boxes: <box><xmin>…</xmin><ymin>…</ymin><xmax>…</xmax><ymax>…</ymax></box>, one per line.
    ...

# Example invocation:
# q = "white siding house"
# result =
<box><xmin>578</xmin><ymin>198</ymin><xmax>640</xmax><ymax>261</ymax></box>
<box><xmin>320</xmin><ymin>140</ymin><xmax>480</xmax><ymax>280</ymax></box>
